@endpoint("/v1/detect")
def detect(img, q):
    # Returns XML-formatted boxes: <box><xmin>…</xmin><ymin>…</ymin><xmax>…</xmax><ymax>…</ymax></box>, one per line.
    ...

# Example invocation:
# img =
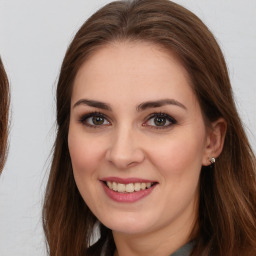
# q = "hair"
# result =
<box><xmin>43</xmin><ymin>0</ymin><xmax>256</xmax><ymax>255</ymax></box>
<box><xmin>0</xmin><ymin>57</ymin><xmax>10</xmax><ymax>173</ymax></box>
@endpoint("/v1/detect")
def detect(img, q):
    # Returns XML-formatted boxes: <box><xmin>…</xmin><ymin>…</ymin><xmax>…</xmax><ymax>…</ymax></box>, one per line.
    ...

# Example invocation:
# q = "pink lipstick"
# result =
<box><xmin>101</xmin><ymin>177</ymin><xmax>158</xmax><ymax>203</ymax></box>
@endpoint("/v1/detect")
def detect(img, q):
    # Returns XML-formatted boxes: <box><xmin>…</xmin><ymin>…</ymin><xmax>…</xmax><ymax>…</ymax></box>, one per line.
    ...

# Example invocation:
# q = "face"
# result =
<box><xmin>68</xmin><ymin>42</ymin><xmax>211</xmax><ymax>237</ymax></box>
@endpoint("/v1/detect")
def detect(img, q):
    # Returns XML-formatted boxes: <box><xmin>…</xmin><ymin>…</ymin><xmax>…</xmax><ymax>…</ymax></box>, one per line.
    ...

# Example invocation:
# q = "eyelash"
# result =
<box><xmin>79</xmin><ymin>112</ymin><xmax>177</xmax><ymax>129</ymax></box>
<box><xmin>79</xmin><ymin>112</ymin><xmax>110</xmax><ymax>128</ymax></box>
<box><xmin>143</xmin><ymin>112</ymin><xmax>177</xmax><ymax>129</ymax></box>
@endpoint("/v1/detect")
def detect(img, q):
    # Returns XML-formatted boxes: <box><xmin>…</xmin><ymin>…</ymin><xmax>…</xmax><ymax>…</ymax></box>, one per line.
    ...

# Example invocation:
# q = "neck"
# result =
<box><xmin>112</xmin><ymin>216</ymin><xmax>197</xmax><ymax>256</ymax></box>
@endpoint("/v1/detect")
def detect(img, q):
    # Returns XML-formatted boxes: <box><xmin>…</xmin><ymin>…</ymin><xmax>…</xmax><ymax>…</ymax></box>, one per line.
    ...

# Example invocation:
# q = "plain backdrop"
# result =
<box><xmin>0</xmin><ymin>0</ymin><xmax>255</xmax><ymax>255</ymax></box>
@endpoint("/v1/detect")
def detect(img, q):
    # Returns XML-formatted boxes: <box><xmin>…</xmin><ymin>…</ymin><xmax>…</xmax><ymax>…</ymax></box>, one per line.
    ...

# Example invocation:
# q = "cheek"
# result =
<box><xmin>148</xmin><ymin>130</ymin><xmax>206</xmax><ymax>177</ymax></box>
<box><xmin>68</xmin><ymin>130</ymin><xmax>106</xmax><ymax>175</ymax></box>
<box><xmin>68</xmin><ymin>130</ymin><xmax>106</xmax><ymax>212</ymax></box>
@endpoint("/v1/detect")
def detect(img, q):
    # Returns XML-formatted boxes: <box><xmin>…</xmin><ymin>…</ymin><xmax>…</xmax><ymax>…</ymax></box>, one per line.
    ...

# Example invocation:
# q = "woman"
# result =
<box><xmin>43</xmin><ymin>0</ymin><xmax>256</xmax><ymax>255</ymax></box>
<box><xmin>0</xmin><ymin>57</ymin><xmax>9</xmax><ymax>173</ymax></box>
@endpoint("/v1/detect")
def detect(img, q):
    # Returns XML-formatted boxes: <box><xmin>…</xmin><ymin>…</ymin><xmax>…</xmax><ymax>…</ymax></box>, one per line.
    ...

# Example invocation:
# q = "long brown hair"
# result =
<box><xmin>0</xmin><ymin>57</ymin><xmax>10</xmax><ymax>173</ymax></box>
<box><xmin>43</xmin><ymin>1</ymin><xmax>256</xmax><ymax>255</ymax></box>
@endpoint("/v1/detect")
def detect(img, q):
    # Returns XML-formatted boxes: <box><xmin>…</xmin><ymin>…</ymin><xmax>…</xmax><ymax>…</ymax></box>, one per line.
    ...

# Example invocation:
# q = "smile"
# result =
<box><xmin>105</xmin><ymin>181</ymin><xmax>154</xmax><ymax>193</ymax></box>
<box><xmin>101</xmin><ymin>177</ymin><xmax>158</xmax><ymax>203</ymax></box>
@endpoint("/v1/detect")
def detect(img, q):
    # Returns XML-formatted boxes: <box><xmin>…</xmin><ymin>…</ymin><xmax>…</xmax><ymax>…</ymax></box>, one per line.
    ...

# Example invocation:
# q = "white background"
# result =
<box><xmin>0</xmin><ymin>0</ymin><xmax>255</xmax><ymax>255</ymax></box>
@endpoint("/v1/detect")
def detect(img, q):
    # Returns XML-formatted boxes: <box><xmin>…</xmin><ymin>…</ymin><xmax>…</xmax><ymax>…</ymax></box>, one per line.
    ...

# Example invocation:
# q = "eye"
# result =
<box><xmin>143</xmin><ymin>113</ymin><xmax>177</xmax><ymax>129</ymax></box>
<box><xmin>79</xmin><ymin>112</ymin><xmax>110</xmax><ymax>127</ymax></box>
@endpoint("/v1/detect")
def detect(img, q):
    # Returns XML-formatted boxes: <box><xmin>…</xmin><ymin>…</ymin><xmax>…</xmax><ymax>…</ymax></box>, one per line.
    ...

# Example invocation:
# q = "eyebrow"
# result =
<box><xmin>137</xmin><ymin>99</ymin><xmax>187</xmax><ymax>111</ymax></box>
<box><xmin>73</xmin><ymin>99</ymin><xmax>112</xmax><ymax>111</ymax></box>
<box><xmin>73</xmin><ymin>98</ymin><xmax>187</xmax><ymax>111</ymax></box>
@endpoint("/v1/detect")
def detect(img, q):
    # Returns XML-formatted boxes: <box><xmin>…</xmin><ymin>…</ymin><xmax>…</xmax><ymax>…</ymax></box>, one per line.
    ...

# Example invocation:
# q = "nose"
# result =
<box><xmin>105</xmin><ymin>125</ymin><xmax>145</xmax><ymax>169</ymax></box>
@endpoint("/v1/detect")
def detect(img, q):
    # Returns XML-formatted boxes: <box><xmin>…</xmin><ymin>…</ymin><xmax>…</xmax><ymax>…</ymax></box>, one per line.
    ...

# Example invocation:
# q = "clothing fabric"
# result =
<box><xmin>102</xmin><ymin>240</ymin><xmax>195</xmax><ymax>256</ymax></box>
<box><xmin>170</xmin><ymin>241</ymin><xmax>194</xmax><ymax>256</ymax></box>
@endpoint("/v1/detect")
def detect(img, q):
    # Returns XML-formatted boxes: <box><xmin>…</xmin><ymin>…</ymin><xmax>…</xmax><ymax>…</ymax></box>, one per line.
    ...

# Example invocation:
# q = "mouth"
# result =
<box><xmin>103</xmin><ymin>181</ymin><xmax>157</xmax><ymax>193</ymax></box>
<box><xmin>100</xmin><ymin>177</ymin><xmax>158</xmax><ymax>202</ymax></box>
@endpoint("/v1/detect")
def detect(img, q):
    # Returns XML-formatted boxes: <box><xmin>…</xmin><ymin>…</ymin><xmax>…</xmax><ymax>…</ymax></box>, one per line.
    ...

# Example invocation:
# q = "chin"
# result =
<box><xmin>98</xmin><ymin>213</ymin><xmax>156</xmax><ymax>235</ymax></box>
<box><xmin>109</xmin><ymin>224</ymin><xmax>150</xmax><ymax>235</ymax></box>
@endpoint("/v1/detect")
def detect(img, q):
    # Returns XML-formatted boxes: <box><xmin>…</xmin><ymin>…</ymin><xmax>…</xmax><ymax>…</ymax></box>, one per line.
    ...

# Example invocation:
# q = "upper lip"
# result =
<box><xmin>100</xmin><ymin>177</ymin><xmax>157</xmax><ymax>184</ymax></box>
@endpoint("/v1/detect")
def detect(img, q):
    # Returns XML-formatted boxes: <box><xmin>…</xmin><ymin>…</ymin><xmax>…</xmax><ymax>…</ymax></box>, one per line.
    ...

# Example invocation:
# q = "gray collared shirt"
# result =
<box><xmin>102</xmin><ymin>240</ymin><xmax>195</xmax><ymax>256</ymax></box>
<box><xmin>170</xmin><ymin>241</ymin><xmax>194</xmax><ymax>256</ymax></box>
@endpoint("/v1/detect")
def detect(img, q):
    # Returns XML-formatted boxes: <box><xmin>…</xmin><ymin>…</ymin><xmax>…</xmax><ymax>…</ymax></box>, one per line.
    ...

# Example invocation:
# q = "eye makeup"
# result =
<box><xmin>79</xmin><ymin>111</ymin><xmax>111</xmax><ymax>128</ymax></box>
<box><xmin>78</xmin><ymin>111</ymin><xmax>177</xmax><ymax>130</ymax></box>
<box><xmin>143</xmin><ymin>112</ymin><xmax>177</xmax><ymax>129</ymax></box>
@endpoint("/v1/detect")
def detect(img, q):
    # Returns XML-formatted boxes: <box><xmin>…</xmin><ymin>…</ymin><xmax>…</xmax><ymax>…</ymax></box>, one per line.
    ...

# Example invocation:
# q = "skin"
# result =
<box><xmin>68</xmin><ymin>41</ymin><xmax>225</xmax><ymax>256</ymax></box>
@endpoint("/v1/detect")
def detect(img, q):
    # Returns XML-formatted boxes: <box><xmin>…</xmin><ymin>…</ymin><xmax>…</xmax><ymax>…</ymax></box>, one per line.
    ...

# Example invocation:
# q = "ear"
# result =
<box><xmin>202</xmin><ymin>118</ymin><xmax>227</xmax><ymax>166</ymax></box>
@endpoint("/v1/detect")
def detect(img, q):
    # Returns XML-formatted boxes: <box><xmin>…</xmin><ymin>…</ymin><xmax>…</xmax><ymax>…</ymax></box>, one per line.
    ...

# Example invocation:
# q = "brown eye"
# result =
<box><xmin>80</xmin><ymin>112</ymin><xmax>110</xmax><ymax>127</ymax></box>
<box><xmin>144</xmin><ymin>113</ymin><xmax>177</xmax><ymax>129</ymax></box>
<box><xmin>92</xmin><ymin>116</ymin><xmax>105</xmax><ymax>125</ymax></box>
<box><xmin>154</xmin><ymin>116</ymin><xmax>167</xmax><ymax>126</ymax></box>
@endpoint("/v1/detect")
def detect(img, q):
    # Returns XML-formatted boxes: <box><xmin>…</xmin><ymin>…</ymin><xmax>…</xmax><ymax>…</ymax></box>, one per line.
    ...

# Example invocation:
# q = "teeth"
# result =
<box><xmin>106</xmin><ymin>181</ymin><xmax>154</xmax><ymax>193</ymax></box>
<box><xmin>126</xmin><ymin>183</ymin><xmax>134</xmax><ymax>193</ymax></box>
<box><xmin>112</xmin><ymin>182</ymin><xmax>118</xmax><ymax>191</ymax></box>
<box><xmin>107</xmin><ymin>181</ymin><xmax>112</xmax><ymax>189</ymax></box>
<box><xmin>117</xmin><ymin>183</ymin><xmax>125</xmax><ymax>193</ymax></box>
<box><xmin>134</xmin><ymin>183</ymin><xmax>141</xmax><ymax>191</ymax></box>
<box><xmin>141</xmin><ymin>183</ymin><xmax>146</xmax><ymax>190</ymax></box>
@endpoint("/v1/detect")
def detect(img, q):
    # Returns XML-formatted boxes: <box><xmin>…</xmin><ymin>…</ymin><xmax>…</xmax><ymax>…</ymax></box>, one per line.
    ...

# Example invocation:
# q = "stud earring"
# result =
<box><xmin>210</xmin><ymin>157</ymin><xmax>215</xmax><ymax>164</ymax></box>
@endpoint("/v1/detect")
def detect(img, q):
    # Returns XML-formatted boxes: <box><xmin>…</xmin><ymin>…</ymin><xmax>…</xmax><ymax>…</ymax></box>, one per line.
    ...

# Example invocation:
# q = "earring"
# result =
<box><xmin>210</xmin><ymin>157</ymin><xmax>215</xmax><ymax>164</ymax></box>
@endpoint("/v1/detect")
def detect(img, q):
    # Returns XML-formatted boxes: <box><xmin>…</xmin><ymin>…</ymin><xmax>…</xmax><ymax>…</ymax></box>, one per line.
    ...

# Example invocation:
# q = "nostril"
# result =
<box><xmin>105</xmin><ymin>135</ymin><xmax>145</xmax><ymax>168</ymax></box>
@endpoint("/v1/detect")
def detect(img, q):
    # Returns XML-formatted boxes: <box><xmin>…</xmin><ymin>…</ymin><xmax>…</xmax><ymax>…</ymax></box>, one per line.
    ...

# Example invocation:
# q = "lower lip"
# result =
<box><xmin>102</xmin><ymin>183</ymin><xmax>156</xmax><ymax>203</ymax></box>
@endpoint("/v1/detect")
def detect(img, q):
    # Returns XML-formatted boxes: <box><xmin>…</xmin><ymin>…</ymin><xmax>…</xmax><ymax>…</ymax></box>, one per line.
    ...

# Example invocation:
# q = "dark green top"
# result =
<box><xmin>170</xmin><ymin>241</ymin><xmax>194</xmax><ymax>256</ymax></box>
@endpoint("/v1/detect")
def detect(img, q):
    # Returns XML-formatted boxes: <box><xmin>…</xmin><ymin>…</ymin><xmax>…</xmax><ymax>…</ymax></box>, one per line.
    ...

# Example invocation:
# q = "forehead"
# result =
<box><xmin>72</xmin><ymin>41</ymin><xmax>196</xmax><ymax>107</ymax></box>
